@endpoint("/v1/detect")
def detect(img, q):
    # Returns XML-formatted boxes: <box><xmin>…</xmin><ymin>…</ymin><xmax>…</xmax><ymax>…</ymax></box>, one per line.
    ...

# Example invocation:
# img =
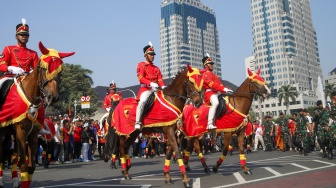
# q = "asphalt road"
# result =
<box><xmin>2</xmin><ymin>149</ymin><xmax>336</xmax><ymax>188</ymax></box>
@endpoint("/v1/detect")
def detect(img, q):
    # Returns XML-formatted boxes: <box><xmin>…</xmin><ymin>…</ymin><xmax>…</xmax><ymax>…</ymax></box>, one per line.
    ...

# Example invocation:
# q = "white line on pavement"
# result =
<box><xmin>290</xmin><ymin>163</ymin><xmax>311</xmax><ymax>170</ymax></box>
<box><xmin>233</xmin><ymin>172</ymin><xmax>246</xmax><ymax>183</ymax></box>
<box><xmin>264</xmin><ymin>167</ymin><xmax>281</xmax><ymax>176</ymax></box>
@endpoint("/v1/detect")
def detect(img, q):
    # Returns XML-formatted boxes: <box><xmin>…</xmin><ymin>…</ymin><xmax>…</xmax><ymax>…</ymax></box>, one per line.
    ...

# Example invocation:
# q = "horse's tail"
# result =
<box><xmin>103</xmin><ymin>100</ymin><xmax>121</xmax><ymax>162</ymax></box>
<box><xmin>103</xmin><ymin>126</ymin><xmax>113</xmax><ymax>162</ymax></box>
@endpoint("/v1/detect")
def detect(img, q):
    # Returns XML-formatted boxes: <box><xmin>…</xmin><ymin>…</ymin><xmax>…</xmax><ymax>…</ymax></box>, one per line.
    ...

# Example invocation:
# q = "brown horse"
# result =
<box><xmin>182</xmin><ymin>68</ymin><xmax>270</xmax><ymax>175</ymax></box>
<box><xmin>106</xmin><ymin>65</ymin><xmax>203</xmax><ymax>188</ymax></box>
<box><xmin>0</xmin><ymin>41</ymin><xmax>74</xmax><ymax>188</ymax></box>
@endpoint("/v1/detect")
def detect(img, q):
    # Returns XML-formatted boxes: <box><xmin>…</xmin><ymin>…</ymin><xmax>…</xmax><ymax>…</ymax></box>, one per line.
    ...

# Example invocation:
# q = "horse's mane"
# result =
<box><xmin>166</xmin><ymin>68</ymin><xmax>187</xmax><ymax>86</ymax></box>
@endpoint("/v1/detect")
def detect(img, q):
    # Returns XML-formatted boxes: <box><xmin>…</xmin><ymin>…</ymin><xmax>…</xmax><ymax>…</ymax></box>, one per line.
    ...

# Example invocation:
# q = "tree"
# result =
<box><xmin>51</xmin><ymin>63</ymin><xmax>98</xmax><ymax>117</ymax></box>
<box><xmin>324</xmin><ymin>82</ymin><xmax>336</xmax><ymax>101</ymax></box>
<box><xmin>277</xmin><ymin>85</ymin><xmax>298</xmax><ymax>115</ymax></box>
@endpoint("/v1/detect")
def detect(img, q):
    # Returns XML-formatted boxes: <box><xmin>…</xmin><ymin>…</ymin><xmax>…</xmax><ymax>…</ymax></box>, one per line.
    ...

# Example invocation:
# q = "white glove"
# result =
<box><xmin>8</xmin><ymin>66</ymin><xmax>25</xmax><ymax>75</ymax></box>
<box><xmin>150</xmin><ymin>82</ymin><xmax>159</xmax><ymax>91</ymax></box>
<box><xmin>161</xmin><ymin>86</ymin><xmax>167</xmax><ymax>89</ymax></box>
<box><xmin>106</xmin><ymin>107</ymin><xmax>111</xmax><ymax>112</ymax></box>
<box><xmin>223</xmin><ymin>88</ymin><xmax>233</xmax><ymax>93</ymax></box>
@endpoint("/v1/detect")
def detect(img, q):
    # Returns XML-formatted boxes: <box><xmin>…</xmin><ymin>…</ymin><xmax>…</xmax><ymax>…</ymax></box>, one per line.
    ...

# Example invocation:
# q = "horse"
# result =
<box><xmin>0</xmin><ymin>41</ymin><xmax>74</xmax><ymax>188</ymax></box>
<box><xmin>106</xmin><ymin>65</ymin><xmax>203</xmax><ymax>188</ymax></box>
<box><xmin>181</xmin><ymin>68</ymin><xmax>270</xmax><ymax>175</ymax></box>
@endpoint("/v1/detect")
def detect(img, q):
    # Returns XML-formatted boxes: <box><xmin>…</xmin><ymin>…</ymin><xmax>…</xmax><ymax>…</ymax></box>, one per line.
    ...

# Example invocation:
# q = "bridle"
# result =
<box><xmin>38</xmin><ymin>63</ymin><xmax>61</xmax><ymax>103</ymax></box>
<box><xmin>163</xmin><ymin>76</ymin><xmax>200</xmax><ymax>101</ymax></box>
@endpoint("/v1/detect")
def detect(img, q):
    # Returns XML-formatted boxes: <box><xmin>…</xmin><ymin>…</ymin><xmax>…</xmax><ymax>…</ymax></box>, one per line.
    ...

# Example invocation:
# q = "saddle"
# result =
<box><xmin>215</xmin><ymin>94</ymin><xmax>227</xmax><ymax>118</ymax></box>
<box><xmin>0</xmin><ymin>77</ymin><xmax>14</xmax><ymax>106</ymax></box>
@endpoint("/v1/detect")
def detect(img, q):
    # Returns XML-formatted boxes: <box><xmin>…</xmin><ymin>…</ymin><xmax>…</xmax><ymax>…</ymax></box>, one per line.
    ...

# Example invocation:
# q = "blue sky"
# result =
<box><xmin>1</xmin><ymin>0</ymin><xmax>334</xmax><ymax>88</ymax></box>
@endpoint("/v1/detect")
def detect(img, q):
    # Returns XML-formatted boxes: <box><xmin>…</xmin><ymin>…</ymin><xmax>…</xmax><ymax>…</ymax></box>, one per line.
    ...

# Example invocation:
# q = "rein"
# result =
<box><xmin>162</xmin><ymin>77</ymin><xmax>199</xmax><ymax>100</ymax></box>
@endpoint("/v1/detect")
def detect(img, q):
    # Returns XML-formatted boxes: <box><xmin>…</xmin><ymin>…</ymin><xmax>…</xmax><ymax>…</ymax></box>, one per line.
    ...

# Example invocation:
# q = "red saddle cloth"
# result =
<box><xmin>112</xmin><ymin>91</ymin><xmax>181</xmax><ymax>136</ymax></box>
<box><xmin>0</xmin><ymin>78</ymin><xmax>44</xmax><ymax>128</ymax></box>
<box><xmin>182</xmin><ymin>96</ymin><xmax>248</xmax><ymax>136</ymax></box>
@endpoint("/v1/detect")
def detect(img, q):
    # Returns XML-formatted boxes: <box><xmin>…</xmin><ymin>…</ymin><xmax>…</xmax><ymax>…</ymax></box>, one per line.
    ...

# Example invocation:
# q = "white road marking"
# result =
<box><xmin>290</xmin><ymin>163</ymin><xmax>311</xmax><ymax>170</ymax></box>
<box><xmin>193</xmin><ymin>178</ymin><xmax>201</xmax><ymax>188</ymax></box>
<box><xmin>313</xmin><ymin>160</ymin><xmax>336</xmax><ymax>165</ymax></box>
<box><xmin>233</xmin><ymin>172</ymin><xmax>246</xmax><ymax>183</ymax></box>
<box><xmin>264</xmin><ymin>167</ymin><xmax>281</xmax><ymax>176</ymax></box>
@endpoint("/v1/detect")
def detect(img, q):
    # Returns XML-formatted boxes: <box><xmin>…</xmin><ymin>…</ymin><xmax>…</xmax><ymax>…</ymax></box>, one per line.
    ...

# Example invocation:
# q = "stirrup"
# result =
<box><xmin>135</xmin><ymin>122</ymin><xmax>142</xmax><ymax>130</ymax></box>
<box><xmin>207</xmin><ymin>124</ymin><xmax>217</xmax><ymax>130</ymax></box>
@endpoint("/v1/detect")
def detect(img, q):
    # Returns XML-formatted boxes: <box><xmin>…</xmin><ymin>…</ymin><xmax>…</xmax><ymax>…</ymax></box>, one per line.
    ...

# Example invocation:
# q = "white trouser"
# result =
<box><xmin>135</xmin><ymin>90</ymin><xmax>154</xmax><ymax>123</ymax></box>
<box><xmin>254</xmin><ymin>135</ymin><xmax>265</xmax><ymax>150</ymax></box>
<box><xmin>208</xmin><ymin>93</ymin><xmax>219</xmax><ymax>125</ymax></box>
<box><xmin>82</xmin><ymin>143</ymin><xmax>89</xmax><ymax>160</ymax></box>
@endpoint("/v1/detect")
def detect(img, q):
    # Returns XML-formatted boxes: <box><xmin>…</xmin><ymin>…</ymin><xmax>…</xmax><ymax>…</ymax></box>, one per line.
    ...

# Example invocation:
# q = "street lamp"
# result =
<box><xmin>74</xmin><ymin>100</ymin><xmax>78</xmax><ymax>117</ymax></box>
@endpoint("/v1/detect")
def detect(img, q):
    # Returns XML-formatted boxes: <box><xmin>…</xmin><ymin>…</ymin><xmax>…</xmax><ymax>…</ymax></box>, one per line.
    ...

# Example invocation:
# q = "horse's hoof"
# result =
<box><xmin>165</xmin><ymin>178</ymin><xmax>174</xmax><ymax>184</ymax></box>
<box><xmin>204</xmin><ymin>167</ymin><xmax>211</xmax><ymax>174</ymax></box>
<box><xmin>213</xmin><ymin>166</ymin><xmax>218</xmax><ymax>173</ymax></box>
<box><xmin>322</xmin><ymin>153</ymin><xmax>327</xmax><ymax>158</ymax></box>
<box><xmin>124</xmin><ymin>175</ymin><xmax>132</xmax><ymax>180</ymax></box>
<box><xmin>186</xmin><ymin>166</ymin><xmax>191</xmax><ymax>172</ymax></box>
<box><xmin>183</xmin><ymin>180</ymin><xmax>192</xmax><ymax>188</ymax></box>
<box><xmin>245</xmin><ymin>170</ymin><xmax>252</xmax><ymax>175</ymax></box>
<box><xmin>172</xmin><ymin>159</ymin><xmax>177</xmax><ymax>163</ymax></box>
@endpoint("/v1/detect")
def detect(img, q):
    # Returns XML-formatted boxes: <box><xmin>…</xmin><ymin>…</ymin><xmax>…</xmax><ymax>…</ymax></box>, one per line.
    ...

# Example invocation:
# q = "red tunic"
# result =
<box><xmin>136</xmin><ymin>61</ymin><xmax>164</xmax><ymax>99</ymax></box>
<box><xmin>202</xmin><ymin>68</ymin><xmax>225</xmax><ymax>105</ymax></box>
<box><xmin>103</xmin><ymin>92</ymin><xmax>123</xmax><ymax>110</ymax></box>
<box><xmin>0</xmin><ymin>44</ymin><xmax>39</xmax><ymax>72</ymax></box>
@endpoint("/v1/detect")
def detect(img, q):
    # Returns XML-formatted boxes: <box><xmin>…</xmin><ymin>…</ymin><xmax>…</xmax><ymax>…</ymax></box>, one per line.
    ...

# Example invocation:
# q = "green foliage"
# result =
<box><xmin>277</xmin><ymin>84</ymin><xmax>298</xmax><ymax>114</ymax></box>
<box><xmin>51</xmin><ymin>63</ymin><xmax>98</xmax><ymax>117</ymax></box>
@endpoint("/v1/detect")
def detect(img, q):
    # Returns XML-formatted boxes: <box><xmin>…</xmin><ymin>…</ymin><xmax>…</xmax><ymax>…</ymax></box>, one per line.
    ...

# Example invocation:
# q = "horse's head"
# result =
<box><xmin>247</xmin><ymin>68</ymin><xmax>271</xmax><ymax>98</ymax></box>
<box><xmin>38</xmin><ymin>41</ymin><xmax>75</xmax><ymax>106</ymax></box>
<box><xmin>185</xmin><ymin>64</ymin><xmax>203</xmax><ymax>108</ymax></box>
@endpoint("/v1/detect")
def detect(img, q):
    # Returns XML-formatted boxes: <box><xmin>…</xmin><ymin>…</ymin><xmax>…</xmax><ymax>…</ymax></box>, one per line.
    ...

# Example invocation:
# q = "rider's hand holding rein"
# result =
<box><xmin>150</xmin><ymin>82</ymin><xmax>159</xmax><ymax>91</ymax></box>
<box><xmin>8</xmin><ymin>66</ymin><xmax>25</xmax><ymax>75</ymax></box>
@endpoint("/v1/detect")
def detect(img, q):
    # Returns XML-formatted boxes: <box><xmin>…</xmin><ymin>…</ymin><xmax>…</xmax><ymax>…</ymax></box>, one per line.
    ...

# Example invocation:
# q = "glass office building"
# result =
<box><xmin>160</xmin><ymin>0</ymin><xmax>221</xmax><ymax>79</ymax></box>
<box><xmin>247</xmin><ymin>0</ymin><xmax>323</xmax><ymax>116</ymax></box>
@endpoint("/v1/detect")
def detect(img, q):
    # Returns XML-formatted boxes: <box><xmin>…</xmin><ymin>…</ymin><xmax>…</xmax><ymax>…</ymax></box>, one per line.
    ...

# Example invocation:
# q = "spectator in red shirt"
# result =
<box><xmin>61</xmin><ymin>119</ymin><xmax>73</xmax><ymax>163</ymax></box>
<box><xmin>73</xmin><ymin>118</ymin><xmax>83</xmax><ymax>162</ymax></box>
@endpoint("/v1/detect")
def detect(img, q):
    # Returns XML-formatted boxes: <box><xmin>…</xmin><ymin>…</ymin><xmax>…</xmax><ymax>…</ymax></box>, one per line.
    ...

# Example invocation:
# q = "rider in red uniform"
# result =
<box><xmin>0</xmin><ymin>18</ymin><xmax>39</xmax><ymax>75</ymax></box>
<box><xmin>201</xmin><ymin>53</ymin><xmax>233</xmax><ymax>130</ymax></box>
<box><xmin>103</xmin><ymin>82</ymin><xmax>122</xmax><ymax>112</ymax></box>
<box><xmin>134</xmin><ymin>42</ymin><xmax>166</xmax><ymax>130</ymax></box>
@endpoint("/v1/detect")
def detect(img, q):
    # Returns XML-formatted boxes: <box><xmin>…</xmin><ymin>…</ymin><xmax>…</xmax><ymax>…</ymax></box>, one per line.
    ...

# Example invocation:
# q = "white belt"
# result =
<box><xmin>206</xmin><ymin>89</ymin><xmax>215</xmax><ymax>92</ymax></box>
<box><xmin>140</xmin><ymin>84</ymin><xmax>151</xmax><ymax>88</ymax></box>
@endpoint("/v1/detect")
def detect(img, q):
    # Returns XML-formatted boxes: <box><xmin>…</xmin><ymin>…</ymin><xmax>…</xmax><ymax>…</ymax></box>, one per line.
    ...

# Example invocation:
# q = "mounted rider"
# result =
<box><xmin>0</xmin><ymin>18</ymin><xmax>39</xmax><ymax>76</ymax></box>
<box><xmin>201</xmin><ymin>53</ymin><xmax>233</xmax><ymax>130</ymax></box>
<box><xmin>134</xmin><ymin>42</ymin><xmax>166</xmax><ymax>130</ymax></box>
<box><xmin>103</xmin><ymin>81</ymin><xmax>122</xmax><ymax>112</ymax></box>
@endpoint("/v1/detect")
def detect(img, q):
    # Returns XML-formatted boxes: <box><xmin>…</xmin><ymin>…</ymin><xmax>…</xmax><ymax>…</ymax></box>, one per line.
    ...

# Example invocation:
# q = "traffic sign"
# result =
<box><xmin>80</xmin><ymin>96</ymin><xmax>86</xmax><ymax>102</ymax></box>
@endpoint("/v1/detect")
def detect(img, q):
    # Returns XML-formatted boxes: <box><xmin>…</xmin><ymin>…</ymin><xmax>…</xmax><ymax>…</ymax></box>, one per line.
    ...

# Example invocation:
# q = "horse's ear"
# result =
<box><xmin>256</xmin><ymin>68</ymin><xmax>261</xmax><ymax>75</ymax></box>
<box><xmin>247</xmin><ymin>68</ymin><xmax>253</xmax><ymax>76</ymax></box>
<box><xmin>58</xmin><ymin>52</ymin><xmax>75</xmax><ymax>59</ymax></box>
<box><xmin>187</xmin><ymin>64</ymin><xmax>193</xmax><ymax>73</ymax></box>
<box><xmin>39</xmin><ymin>41</ymin><xmax>49</xmax><ymax>55</ymax></box>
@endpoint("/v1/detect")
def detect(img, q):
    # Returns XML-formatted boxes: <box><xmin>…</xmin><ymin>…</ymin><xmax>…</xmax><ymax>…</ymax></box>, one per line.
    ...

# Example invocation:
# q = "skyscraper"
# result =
<box><xmin>247</xmin><ymin>0</ymin><xmax>323</xmax><ymax>116</ymax></box>
<box><xmin>160</xmin><ymin>0</ymin><xmax>221</xmax><ymax>79</ymax></box>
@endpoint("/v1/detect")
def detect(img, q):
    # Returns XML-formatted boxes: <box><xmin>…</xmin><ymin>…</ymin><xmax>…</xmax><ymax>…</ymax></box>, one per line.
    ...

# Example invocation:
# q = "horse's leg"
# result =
<box><xmin>25</xmin><ymin>129</ymin><xmax>39</xmax><ymax>187</ymax></box>
<box><xmin>163</xmin><ymin>140</ymin><xmax>174</xmax><ymax>184</ymax></box>
<box><xmin>183</xmin><ymin>137</ymin><xmax>194</xmax><ymax>172</ymax></box>
<box><xmin>119</xmin><ymin>136</ymin><xmax>131</xmax><ymax>179</ymax></box>
<box><xmin>237</xmin><ymin>129</ymin><xmax>252</xmax><ymax>174</ymax></box>
<box><xmin>194</xmin><ymin>138</ymin><xmax>210</xmax><ymax>174</ymax></box>
<box><xmin>145</xmin><ymin>138</ymin><xmax>153</xmax><ymax>159</ymax></box>
<box><xmin>164</xmin><ymin>127</ymin><xmax>191</xmax><ymax>188</ymax></box>
<box><xmin>213</xmin><ymin>132</ymin><xmax>231</xmax><ymax>173</ymax></box>
<box><xmin>13</xmin><ymin>123</ymin><xmax>29</xmax><ymax>188</ymax></box>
